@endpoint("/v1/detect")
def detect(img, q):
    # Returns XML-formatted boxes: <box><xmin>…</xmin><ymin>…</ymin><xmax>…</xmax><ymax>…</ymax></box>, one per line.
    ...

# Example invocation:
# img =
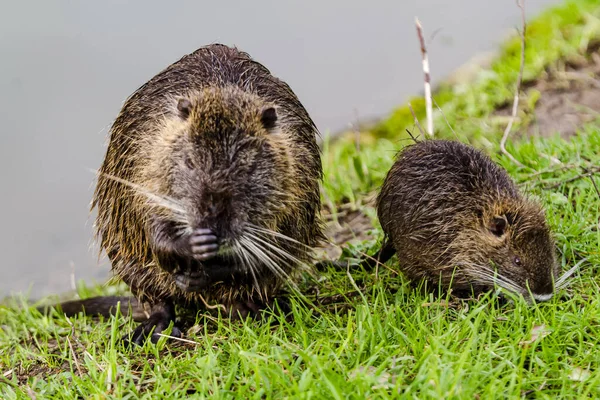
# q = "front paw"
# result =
<box><xmin>174</xmin><ymin>271</ymin><xmax>209</xmax><ymax>292</ymax></box>
<box><xmin>190</xmin><ymin>228</ymin><xmax>219</xmax><ymax>261</ymax></box>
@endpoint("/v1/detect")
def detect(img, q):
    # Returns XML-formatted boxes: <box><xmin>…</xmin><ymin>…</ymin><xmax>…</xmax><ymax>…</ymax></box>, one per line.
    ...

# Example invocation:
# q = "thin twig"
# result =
<box><xmin>65</xmin><ymin>318</ymin><xmax>84</xmax><ymax>377</ymax></box>
<box><xmin>408</xmin><ymin>103</ymin><xmax>426</xmax><ymax>137</ymax></box>
<box><xmin>155</xmin><ymin>333</ymin><xmax>202</xmax><ymax>346</ymax></box>
<box><xmin>196</xmin><ymin>292</ymin><xmax>227</xmax><ymax>312</ymax></box>
<box><xmin>543</xmin><ymin>166</ymin><xmax>600</xmax><ymax>189</ymax></box>
<box><xmin>500</xmin><ymin>0</ymin><xmax>526</xmax><ymax>168</ymax></box>
<box><xmin>526</xmin><ymin>163</ymin><xmax>596</xmax><ymax>180</ymax></box>
<box><xmin>356</xmin><ymin>249</ymin><xmax>400</xmax><ymax>277</ymax></box>
<box><xmin>69</xmin><ymin>261</ymin><xmax>77</xmax><ymax>293</ymax></box>
<box><xmin>405</xmin><ymin>129</ymin><xmax>420</xmax><ymax>144</ymax></box>
<box><xmin>582</xmin><ymin>167</ymin><xmax>600</xmax><ymax>200</ymax></box>
<box><xmin>415</xmin><ymin>17</ymin><xmax>434</xmax><ymax>136</ymax></box>
<box><xmin>432</xmin><ymin>97</ymin><xmax>458</xmax><ymax>139</ymax></box>
<box><xmin>84</xmin><ymin>351</ymin><xmax>104</xmax><ymax>372</ymax></box>
<box><xmin>26</xmin><ymin>387</ymin><xmax>37</xmax><ymax>400</ymax></box>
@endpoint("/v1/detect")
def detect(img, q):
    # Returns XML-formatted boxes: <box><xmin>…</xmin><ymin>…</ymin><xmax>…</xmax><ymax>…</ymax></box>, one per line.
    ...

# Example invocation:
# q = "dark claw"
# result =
<box><xmin>120</xmin><ymin>302</ymin><xmax>179</xmax><ymax>347</ymax></box>
<box><xmin>122</xmin><ymin>320</ymin><xmax>182</xmax><ymax>346</ymax></box>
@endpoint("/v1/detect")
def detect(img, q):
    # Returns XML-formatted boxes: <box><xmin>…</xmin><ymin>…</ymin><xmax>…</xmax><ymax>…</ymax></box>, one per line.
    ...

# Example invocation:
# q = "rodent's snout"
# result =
<box><xmin>528</xmin><ymin>278</ymin><xmax>555</xmax><ymax>302</ymax></box>
<box><xmin>187</xmin><ymin>197</ymin><xmax>228</xmax><ymax>231</ymax></box>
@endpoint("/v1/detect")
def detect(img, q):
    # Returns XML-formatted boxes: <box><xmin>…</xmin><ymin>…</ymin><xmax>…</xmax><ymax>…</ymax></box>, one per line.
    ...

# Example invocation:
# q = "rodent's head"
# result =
<box><xmin>142</xmin><ymin>85</ymin><xmax>297</xmax><ymax>251</ymax></box>
<box><xmin>454</xmin><ymin>198</ymin><xmax>559</xmax><ymax>302</ymax></box>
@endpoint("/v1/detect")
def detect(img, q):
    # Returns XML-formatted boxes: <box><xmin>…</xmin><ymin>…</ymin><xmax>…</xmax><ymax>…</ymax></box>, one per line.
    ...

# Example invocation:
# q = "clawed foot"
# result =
<box><xmin>121</xmin><ymin>302</ymin><xmax>180</xmax><ymax>347</ymax></box>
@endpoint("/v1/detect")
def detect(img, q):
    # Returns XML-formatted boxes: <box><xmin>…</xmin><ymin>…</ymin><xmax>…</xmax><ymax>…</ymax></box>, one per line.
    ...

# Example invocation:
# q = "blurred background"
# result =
<box><xmin>0</xmin><ymin>0</ymin><xmax>562</xmax><ymax>298</ymax></box>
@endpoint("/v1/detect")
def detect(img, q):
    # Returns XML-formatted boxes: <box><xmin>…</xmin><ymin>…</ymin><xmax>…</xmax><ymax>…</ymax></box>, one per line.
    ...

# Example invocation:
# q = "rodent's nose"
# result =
<box><xmin>192</xmin><ymin>206</ymin><xmax>226</xmax><ymax>234</ymax></box>
<box><xmin>530</xmin><ymin>278</ymin><xmax>554</xmax><ymax>301</ymax></box>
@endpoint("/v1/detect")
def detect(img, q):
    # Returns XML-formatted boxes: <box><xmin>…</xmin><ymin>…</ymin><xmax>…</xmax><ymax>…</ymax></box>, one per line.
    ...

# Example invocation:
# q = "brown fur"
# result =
<box><xmin>373</xmin><ymin>139</ymin><xmax>559</xmax><ymax>300</ymax></box>
<box><xmin>58</xmin><ymin>44</ymin><xmax>325</xmax><ymax>343</ymax></box>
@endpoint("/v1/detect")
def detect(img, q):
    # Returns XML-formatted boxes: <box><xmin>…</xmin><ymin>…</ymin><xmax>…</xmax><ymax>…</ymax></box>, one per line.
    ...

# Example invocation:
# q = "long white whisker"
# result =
<box><xmin>240</xmin><ymin>237</ymin><xmax>289</xmax><ymax>283</ymax></box>
<box><xmin>472</xmin><ymin>264</ymin><xmax>519</xmax><ymax>288</ymax></box>
<box><xmin>469</xmin><ymin>269</ymin><xmax>516</xmax><ymax>292</ymax></box>
<box><xmin>457</xmin><ymin>262</ymin><xmax>522</xmax><ymax>294</ymax></box>
<box><xmin>240</xmin><ymin>237</ymin><xmax>304</xmax><ymax>295</ymax></box>
<box><xmin>234</xmin><ymin>241</ymin><xmax>262</xmax><ymax>298</ymax></box>
<box><xmin>245</xmin><ymin>225</ymin><xmax>311</xmax><ymax>249</ymax></box>
<box><xmin>474</xmin><ymin>263</ymin><xmax>522</xmax><ymax>291</ymax></box>
<box><xmin>96</xmin><ymin>171</ymin><xmax>187</xmax><ymax>218</ymax></box>
<box><xmin>478</xmin><ymin>271</ymin><xmax>521</xmax><ymax>294</ymax></box>
<box><xmin>246</xmin><ymin>240</ymin><xmax>306</xmax><ymax>296</ymax></box>
<box><xmin>247</xmin><ymin>232</ymin><xmax>305</xmax><ymax>267</ymax></box>
<box><xmin>555</xmin><ymin>258</ymin><xmax>588</xmax><ymax>289</ymax></box>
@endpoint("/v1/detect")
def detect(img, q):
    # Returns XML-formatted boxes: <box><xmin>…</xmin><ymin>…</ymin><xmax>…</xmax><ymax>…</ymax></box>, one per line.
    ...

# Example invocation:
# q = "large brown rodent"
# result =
<box><xmin>364</xmin><ymin>139</ymin><xmax>559</xmax><ymax>301</ymax></box>
<box><xmin>42</xmin><ymin>44</ymin><xmax>325</xmax><ymax>345</ymax></box>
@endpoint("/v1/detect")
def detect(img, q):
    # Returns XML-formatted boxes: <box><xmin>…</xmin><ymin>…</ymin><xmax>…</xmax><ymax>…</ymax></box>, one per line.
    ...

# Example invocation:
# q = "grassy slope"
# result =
<box><xmin>2</xmin><ymin>0</ymin><xmax>600</xmax><ymax>398</ymax></box>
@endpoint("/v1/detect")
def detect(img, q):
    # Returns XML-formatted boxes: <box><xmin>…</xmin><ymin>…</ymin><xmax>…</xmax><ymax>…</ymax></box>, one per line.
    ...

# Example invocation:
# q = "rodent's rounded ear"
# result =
<box><xmin>505</xmin><ymin>212</ymin><xmax>516</xmax><ymax>225</ymax></box>
<box><xmin>177</xmin><ymin>98</ymin><xmax>192</xmax><ymax>120</ymax></box>
<box><xmin>488</xmin><ymin>215</ymin><xmax>508</xmax><ymax>237</ymax></box>
<box><xmin>260</xmin><ymin>107</ymin><xmax>278</xmax><ymax>131</ymax></box>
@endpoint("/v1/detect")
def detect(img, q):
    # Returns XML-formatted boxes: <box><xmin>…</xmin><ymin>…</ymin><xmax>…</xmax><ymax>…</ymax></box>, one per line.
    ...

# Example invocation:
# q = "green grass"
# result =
<box><xmin>2</xmin><ymin>0</ymin><xmax>600</xmax><ymax>398</ymax></box>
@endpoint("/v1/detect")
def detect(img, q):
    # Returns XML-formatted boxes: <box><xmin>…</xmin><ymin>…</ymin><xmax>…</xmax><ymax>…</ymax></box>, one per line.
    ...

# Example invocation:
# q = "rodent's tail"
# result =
<box><xmin>37</xmin><ymin>296</ymin><xmax>149</xmax><ymax>322</ymax></box>
<box><xmin>357</xmin><ymin>239</ymin><xmax>396</xmax><ymax>271</ymax></box>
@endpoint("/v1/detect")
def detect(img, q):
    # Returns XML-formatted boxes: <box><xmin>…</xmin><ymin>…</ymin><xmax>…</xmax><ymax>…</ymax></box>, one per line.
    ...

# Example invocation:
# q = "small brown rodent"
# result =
<box><xmin>42</xmin><ymin>44</ymin><xmax>324</xmax><ymax>345</ymax></box>
<box><xmin>364</xmin><ymin>139</ymin><xmax>559</xmax><ymax>301</ymax></box>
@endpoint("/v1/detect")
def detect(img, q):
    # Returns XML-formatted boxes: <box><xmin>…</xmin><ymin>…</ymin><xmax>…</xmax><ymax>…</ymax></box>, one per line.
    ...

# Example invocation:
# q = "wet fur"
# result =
<box><xmin>53</xmin><ymin>44</ymin><xmax>324</xmax><ymax>343</ymax></box>
<box><xmin>372</xmin><ymin>139</ymin><xmax>559</xmax><ymax>299</ymax></box>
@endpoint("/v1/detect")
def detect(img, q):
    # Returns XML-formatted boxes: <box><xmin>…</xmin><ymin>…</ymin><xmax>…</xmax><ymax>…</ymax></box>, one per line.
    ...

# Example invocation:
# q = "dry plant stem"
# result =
<box><xmin>415</xmin><ymin>17</ymin><xmax>434</xmax><ymax>137</ymax></box>
<box><xmin>582</xmin><ymin>167</ymin><xmax>600</xmax><ymax>199</ymax></box>
<box><xmin>357</xmin><ymin>249</ymin><xmax>400</xmax><ymax>277</ymax></box>
<box><xmin>66</xmin><ymin>318</ymin><xmax>84</xmax><ymax>377</ymax></box>
<box><xmin>590</xmin><ymin>177</ymin><xmax>600</xmax><ymax>200</ymax></box>
<box><xmin>26</xmin><ymin>387</ymin><xmax>37</xmax><ymax>400</ymax></box>
<box><xmin>155</xmin><ymin>333</ymin><xmax>201</xmax><ymax>346</ymax></box>
<box><xmin>405</xmin><ymin>129</ymin><xmax>420</xmax><ymax>144</ymax></box>
<box><xmin>543</xmin><ymin>166</ymin><xmax>600</xmax><ymax>189</ymax></box>
<box><xmin>408</xmin><ymin>103</ymin><xmax>426</xmax><ymax>137</ymax></box>
<box><xmin>500</xmin><ymin>0</ymin><xmax>526</xmax><ymax>168</ymax></box>
<box><xmin>433</xmin><ymin>97</ymin><xmax>458</xmax><ymax>139</ymax></box>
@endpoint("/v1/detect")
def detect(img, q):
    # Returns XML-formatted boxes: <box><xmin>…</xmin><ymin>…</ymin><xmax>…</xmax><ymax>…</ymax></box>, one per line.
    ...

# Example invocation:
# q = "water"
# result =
<box><xmin>0</xmin><ymin>0</ymin><xmax>562</xmax><ymax>298</ymax></box>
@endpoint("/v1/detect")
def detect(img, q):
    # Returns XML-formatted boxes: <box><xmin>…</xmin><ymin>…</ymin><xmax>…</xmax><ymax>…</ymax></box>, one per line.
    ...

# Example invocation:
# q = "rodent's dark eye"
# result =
<box><xmin>184</xmin><ymin>156</ymin><xmax>194</xmax><ymax>169</ymax></box>
<box><xmin>514</xmin><ymin>256</ymin><xmax>522</xmax><ymax>266</ymax></box>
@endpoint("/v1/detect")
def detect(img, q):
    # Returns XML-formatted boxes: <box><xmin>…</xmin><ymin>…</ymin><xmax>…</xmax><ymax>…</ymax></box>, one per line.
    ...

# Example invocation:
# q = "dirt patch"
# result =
<box><xmin>317</xmin><ymin>202</ymin><xmax>376</xmax><ymax>260</ymax></box>
<box><xmin>498</xmin><ymin>48</ymin><xmax>600</xmax><ymax>139</ymax></box>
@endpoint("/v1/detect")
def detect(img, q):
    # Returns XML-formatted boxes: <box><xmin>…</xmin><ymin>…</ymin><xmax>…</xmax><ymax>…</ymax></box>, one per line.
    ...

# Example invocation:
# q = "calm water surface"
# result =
<box><xmin>0</xmin><ymin>0</ymin><xmax>562</xmax><ymax>298</ymax></box>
